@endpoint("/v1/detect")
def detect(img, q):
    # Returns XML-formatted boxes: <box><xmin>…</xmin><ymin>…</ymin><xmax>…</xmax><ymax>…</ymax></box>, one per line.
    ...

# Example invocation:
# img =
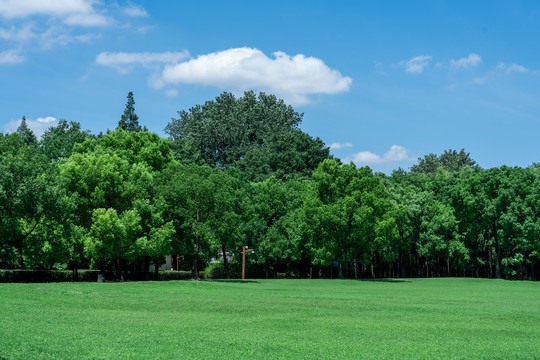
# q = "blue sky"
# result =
<box><xmin>1</xmin><ymin>0</ymin><xmax>539</xmax><ymax>172</ymax></box>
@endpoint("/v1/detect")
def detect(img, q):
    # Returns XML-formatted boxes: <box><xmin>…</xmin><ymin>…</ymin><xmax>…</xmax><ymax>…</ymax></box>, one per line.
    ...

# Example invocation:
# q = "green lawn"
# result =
<box><xmin>1</xmin><ymin>278</ymin><xmax>539</xmax><ymax>359</ymax></box>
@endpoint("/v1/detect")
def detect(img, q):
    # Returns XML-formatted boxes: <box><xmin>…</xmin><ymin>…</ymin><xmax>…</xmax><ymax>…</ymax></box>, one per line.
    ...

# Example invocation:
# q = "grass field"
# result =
<box><xmin>1</xmin><ymin>278</ymin><xmax>539</xmax><ymax>359</ymax></box>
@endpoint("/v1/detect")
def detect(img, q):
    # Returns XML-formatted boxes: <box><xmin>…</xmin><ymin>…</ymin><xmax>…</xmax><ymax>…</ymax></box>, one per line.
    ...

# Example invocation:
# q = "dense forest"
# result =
<box><xmin>2</xmin><ymin>91</ymin><xmax>540</xmax><ymax>281</ymax></box>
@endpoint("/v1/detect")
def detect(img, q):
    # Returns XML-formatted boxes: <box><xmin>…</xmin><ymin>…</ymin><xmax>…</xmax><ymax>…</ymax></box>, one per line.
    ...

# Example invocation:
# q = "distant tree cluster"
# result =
<box><xmin>1</xmin><ymin>91</ymin><xmax>540</xmax><ymax>281</ymax></box>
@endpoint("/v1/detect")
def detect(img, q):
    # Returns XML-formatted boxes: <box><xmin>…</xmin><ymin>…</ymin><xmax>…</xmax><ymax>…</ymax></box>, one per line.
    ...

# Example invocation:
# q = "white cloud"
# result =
<box><xmin>97</xmin><ymin>51</ymin><xmax>190</xmax><ymax>66</ymax></box>
<box><xmin>0</xmin><ymin>23</ymin><xmax>36</xmax><ymax>41</ymax></box>
<box><xmin>400</xmin><ymin>55</ymin><xmax>432</xmax><ymax>73</ymax></box>
<box><xmin>384</xmin><ymin>145</ymin><xmax>410</xmax><ymax>161</ymax></box>
<box><xmin>96</xmin><ymin>51</ymin><xmax>190</xmax><ymax>74</ymax></box>
<box><xmin>165</xmin><ymin>89</ymin><xmax>178</xmax><ymax>97</ymax></box>
<box><xmin>124</xmin><ymin>4</ymin><xmax>148</xmax><ymax>17</ymax></box>
<box><xmin>471</xmin><ymin>76</ymin><xmax>488</xmax><ymax>85</ymax></box>
<box><xmin>497</xmin><ymin>62</ymin><xmax>529</xmax><ymax>73</ymax></box>
<box><xmin>157</xmin><ymin>47</ymin><xmax>352</xmax><ymax>105</ymax></box>
<box><xmin>0</xmin><ymin>49</ymin><xmax>25</xmax><ymax>64</ymax></box>
<box><xmin>0</xmin><ymin>0</ymin><xmax>111</xmax><ymax>26</ymax></box>
<box><xmin>3</xmin><ymin>116</ymin><xmax>58</xmax><ymax>138</ymax></box>
<box><xmin>450</xmin><ymin>53</ymin><xmax>482</xmax><ymax>68</ymax></box>
<box><xmin>344</xmin><ymin>145</ymin><xmax>413</xmax><ymax>166</ymax></box>
<box><xmin>329</xmin><ymin>142</ymin><xmax>353</xmax><ymax>150</ymax></box>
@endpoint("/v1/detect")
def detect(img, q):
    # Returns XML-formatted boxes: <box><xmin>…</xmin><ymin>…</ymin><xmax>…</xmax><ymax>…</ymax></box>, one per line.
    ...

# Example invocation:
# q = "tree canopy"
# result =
<box><xmin>2</xmin><ymin>91</ymin><xmax>540</xmax><ymax>281</ymax></box>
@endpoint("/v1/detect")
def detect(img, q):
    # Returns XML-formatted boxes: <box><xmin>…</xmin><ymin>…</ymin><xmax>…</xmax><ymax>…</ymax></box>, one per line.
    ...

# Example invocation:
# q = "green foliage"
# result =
<box><xmin>4</xmin><ymin>92</ymin><xmax>540</xmax><ymax>282</ymax></box>
<box><xmin>159</xmin><ymin>163</ymin><xmax>246</xmax><ymax>278</ymax></box>
<box><xmin>118</xmin><ymin>91</ymin><xmax>141</xmax><ymax>132</ymax></box>
<box><xmin>165</xmin><ymin>91</ymin><xmax>332</xmax><ymax>180</ymax></box>
<box><xmin>84</xmin><ymin>208</ymin><xmax>142</xmax><ymax>266</ymax></box>
<box><xmin>411</xmin><ymin>148</ymin><xmax>477</xmax><ymax>173</ymax></box>
<box><xmin>16</xmin><ymin>116</ymin><xmax>37</xmax><ymax>145</ymax></box>
<box><xmin>238</xmin><ymin>129</ymin><xmax>334</xmax><ymax>181</ymax></box>
<box><xmin>302</xmin><ymin>159</ymin><xmax>397</xmax><ymax>276</ymax></box>
<box><xmin>203</xmin><ymin>262</ymin><xmax>226</xmax><ymax>279</ymax></box>
<box><xmin>0</xmin><ymin>269</ymin><xmax>100</xmax><ymax>282</ymax></box>
<box><xmin>40</xmin><ymin>120</ymin><xmax>91</xmax><ymax>161</ymax></box>
<box><xmin>0</xmin><ymin>133</ymin><xmax>68</xmax><ymax>268</ymax></box>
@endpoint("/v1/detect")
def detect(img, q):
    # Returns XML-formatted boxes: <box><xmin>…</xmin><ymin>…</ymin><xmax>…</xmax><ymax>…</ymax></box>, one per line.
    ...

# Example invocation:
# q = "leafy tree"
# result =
<box><xmin>59</xmin><ymin>130</ymin><xmax>176</xmax><ymax>278</ymax></box>
<box><xmin>411</xmin><ymin>149</ymin><xmax>477</xmax><ymax>173</ymax></box>
<box><xmin>75</xmin><ymin>128</ymin><xmax>173</xmax><ymax>172</ymax></box>
<box><xmin>84</xmin><ymin>208</ymin><xmax>142</xmax><ymax>280</ymax></box>
<box><xmin>159</xmin><ymin>164</ymin><xmax>246</xmax><ymax>279</ymax></box>
<box><xmin>302</xmin><ymin>159</ymin><xmax>397</xmax><ymax>278</ymax></box>
<box><xmin>248</xmin><ymin>177</ymin><xmax>305</xmax><ymax>277</ymax></box>
<box><xmin>238</xmin><ymin>129</ymin><xmax>334</xmax><ymax>182</ymax></box>
<box><xmin>165</xmin><ymin>91</ymin><xmax>303</xmax><ymax>170</ymax></box>
<box><xmin>118</xmin><ymin>91</ymin><xmax>141</xmax><ymax>132</ymax></box>
<box><xmin>40</xmin><ymin>120</ymin><xmax>91</xmax><ymax>161</ymax></box>
<box><xmin>0</xmin><ymin>133</ymin><xmax>67</xmax><ymax>268</ymax></box>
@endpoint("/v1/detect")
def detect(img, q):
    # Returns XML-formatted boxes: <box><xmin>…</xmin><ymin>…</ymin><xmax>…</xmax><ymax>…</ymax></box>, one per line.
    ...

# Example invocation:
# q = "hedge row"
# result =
<box><xmin>0</xmin><ymin>269</ymin><xmax>100</xmax><ymax>283</ymax></box>
<box><xmin>0</xmin><ymin>270</ymin><xmax>200</xmax><ymax>283</ymax></box>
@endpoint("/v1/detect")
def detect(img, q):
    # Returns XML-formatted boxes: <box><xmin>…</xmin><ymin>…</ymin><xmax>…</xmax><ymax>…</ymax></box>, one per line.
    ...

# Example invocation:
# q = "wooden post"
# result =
<box><xmin>242</xmin><ymin>246</ymin><xmax>253</xmax><ymax>280</ymax></box>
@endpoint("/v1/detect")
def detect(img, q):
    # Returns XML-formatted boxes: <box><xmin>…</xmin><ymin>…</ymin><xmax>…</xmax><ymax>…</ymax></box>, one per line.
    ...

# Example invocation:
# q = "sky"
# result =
<box><xmin>1</xmin><ymin>0</ymin><xmax>540</xmax><ymax>173</ymax></box>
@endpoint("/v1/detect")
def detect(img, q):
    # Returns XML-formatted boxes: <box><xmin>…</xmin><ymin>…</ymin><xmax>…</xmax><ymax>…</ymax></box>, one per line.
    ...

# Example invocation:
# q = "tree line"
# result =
<box><xmin>1</xmin><ymin>91</ymin><xmax>539</xmax><ymax>280</ymax></box>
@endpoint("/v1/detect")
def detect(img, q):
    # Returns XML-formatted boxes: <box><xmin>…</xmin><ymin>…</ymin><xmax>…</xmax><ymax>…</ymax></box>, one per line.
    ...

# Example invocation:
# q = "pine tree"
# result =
<box><xmin>16</xmin><ymin>116</ymin><xmax>37</xmax><ymax>145</ymax></box>
<box><xmin>118</xmin><ymin>91</ymin><xmax>141</xmax><ymax>132</ymax></box>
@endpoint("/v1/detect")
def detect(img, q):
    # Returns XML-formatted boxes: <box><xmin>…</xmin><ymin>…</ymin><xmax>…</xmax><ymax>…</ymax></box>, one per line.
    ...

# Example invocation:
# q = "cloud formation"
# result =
<box><xmin>401</xmin><ymin>55</ymin><xmax>432</xmax><ymax>73</ymax></box>
<box><xmin>0</xmin><ymin>23</ymin><xmax>35</xmax><ymax>41</ymax></box>
<box><xmin>0</xmin><ymin>0</ymin><xmax>111</xmax><ymax>26</ymax></box>
<box><xmin>329</xmin><ymin>142</ymin><xmax>353</xmax><ymax>150</ymax></box>
<box><xmin>450</xmin><ymin>53</ymin><xmax>482</xmax><ymax>68</ymax></box>
<box><xmin>96</xmin><ymin>51</ymin><xmax>190</xmax><ymax>67</ymax></box>
<box><xmin>0</xmin><ymin>49</ymin><xmax>25</xmax><ymax>64</ymax></box>
<box><xmin>124</xmin><ymin>4</ymin><xmax>148</xmax><ymax>17</ymax></box>
<box><xmin>156</xmin><ymin>47</ymin><xmax>352</xmax><ymax>105</ymax></box>
<box><xmin>3</xmin><ymin>116</ymin><xmax>58</xmax><ymax>138</ymax></box>
<box><xmin>344</xmin><ymin>145</ymin><xmax>413</xmax><ymax>166</ymax></box>
<box><xmin>497</xmin><ymin>62</ymin><xmax>529</xmax><ymax>73</ymax></box>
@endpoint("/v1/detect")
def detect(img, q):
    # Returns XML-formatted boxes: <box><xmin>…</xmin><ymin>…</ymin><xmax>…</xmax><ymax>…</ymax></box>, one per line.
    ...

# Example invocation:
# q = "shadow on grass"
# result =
<box><xmin>208</xmin><ymin>279</ymin><xmax>261</xmax><ymax>284</ymax></box>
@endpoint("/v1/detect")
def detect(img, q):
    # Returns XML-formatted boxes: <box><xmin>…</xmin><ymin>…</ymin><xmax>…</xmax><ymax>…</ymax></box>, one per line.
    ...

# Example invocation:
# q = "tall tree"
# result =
<box><xmin>166</xmin><ymin>91</ymin><xmax>303</xmax><ymax>169</ymax></box>
<box><xmin>118</xmin><ymin>91</ymin><xmax>141</xmax><ymax>132</ymax></box>
<box><xmin>16</xmin><ymin>116</ymin><xmax>37</xmax><ymax>145</ymax></box>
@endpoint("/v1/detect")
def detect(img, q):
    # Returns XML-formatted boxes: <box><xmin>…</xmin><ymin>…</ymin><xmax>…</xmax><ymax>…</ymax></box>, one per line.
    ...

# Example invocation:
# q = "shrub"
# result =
<box><xmin>157</xmin><ymin>271</ymin><xmax>193</xmax><ymax>281</ymax></box>
<box><xmin>203</xmin><ymin>262</ymin><xmax>226</xmax><ymax>279</ymax></box>
<box><xmin>0</xmin><ymin>269</ymin><xmax>101</xmax><ymax>283</ymax></box>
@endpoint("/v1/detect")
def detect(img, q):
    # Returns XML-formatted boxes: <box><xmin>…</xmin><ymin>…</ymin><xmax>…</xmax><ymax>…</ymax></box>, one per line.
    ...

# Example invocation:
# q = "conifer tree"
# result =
<box><xmin>118</xmin><ymin>91</ymin><xmax>141</xmax><ymax>132</ymax></box>
<box><xmin>16</xmin><ymin>116</ymin><xmax>37</xmax><ymax>145</ymax></box>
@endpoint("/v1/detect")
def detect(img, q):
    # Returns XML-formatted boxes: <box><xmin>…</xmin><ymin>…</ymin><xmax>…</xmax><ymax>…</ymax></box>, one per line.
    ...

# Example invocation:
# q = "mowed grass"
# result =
<box><xmin>1</xmin><ymin>278</ymin><xmax>539</xmax><ymax>359</ymax></box>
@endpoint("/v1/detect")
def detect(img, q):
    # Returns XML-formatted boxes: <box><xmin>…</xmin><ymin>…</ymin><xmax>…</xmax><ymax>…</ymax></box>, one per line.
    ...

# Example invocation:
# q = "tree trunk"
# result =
<box><xmin>115</xmin><ymin>258</ymin><xmax>123</xmax><ymax>281</ymax></box>
<box><xmin>154</xmin><ymin>259</ymin><xmax>160</xmax><ymax>279</ymax></box>
<box><xmin>192</xmin><ymin>238</ymin><xmax>200</xmax><ymax>280</ymax></box>
<box><xmin>221</xmin><ymin>243</ymin><xmax>229</xmax><ymax>279</ymax></box>
<box><xmin>493</xmin><ymin>221</ymin><xmax>501</xmax><ymax>279</ymax></box>
<box><xmin>144</xmin><ymin>256</ymin><xmax>150</xmax><ymax>281</ymax></box>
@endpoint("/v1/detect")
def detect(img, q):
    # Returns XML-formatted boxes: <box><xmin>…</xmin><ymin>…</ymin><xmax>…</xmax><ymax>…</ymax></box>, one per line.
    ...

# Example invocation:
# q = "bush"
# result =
<box><xmin>157</xmin><ymin>271</ymin><xmax>193</xmax><ymax>281</ymax></box>
<box><xmin>0</xmin><ymin>269</ymin><xmax>101</xmax><ymax>283</ymax></box>
<box><xmin>203</xmin><ymin>262</ymin><xmax>226</xmax><ymax>279</ymax></box>
<box><xmin>0</xmin><ymin>269</ymin><xmax>202</xmax><ymax>282</ymax></box>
